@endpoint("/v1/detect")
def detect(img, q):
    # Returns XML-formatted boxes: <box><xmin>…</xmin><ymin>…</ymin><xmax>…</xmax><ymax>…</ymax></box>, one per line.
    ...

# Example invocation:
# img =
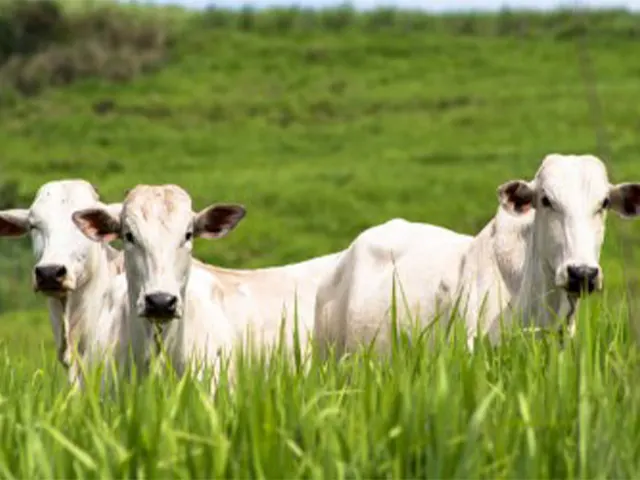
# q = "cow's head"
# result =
<box><xmin>72</xmin><ymin>184</ymin><xmax>245</xmax><ymax>323</ymax></box>
<box><xmin>0</xmin><ymin>180</ymin><xmax>121</xmax><ymax>297</ymax></box>
<box><xmin>498</xmin><ymin>153</ymin><xmax>640</xmax><ymax>297</ymax></box>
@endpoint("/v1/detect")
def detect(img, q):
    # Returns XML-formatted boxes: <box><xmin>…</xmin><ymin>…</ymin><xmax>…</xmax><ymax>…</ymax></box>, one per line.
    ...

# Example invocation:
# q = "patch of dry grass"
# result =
<box><xmin>0</xmin><ymin>0</ymin><xmax>170</xmax><ymax>96</ymax></box>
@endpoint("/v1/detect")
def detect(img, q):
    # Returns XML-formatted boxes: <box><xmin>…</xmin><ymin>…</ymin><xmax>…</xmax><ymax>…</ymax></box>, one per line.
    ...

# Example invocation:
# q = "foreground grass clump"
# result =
<box><xmin>0</xmin><ymin>299</ymin><xmax>639</xmax><ymax>477</ymax></box>
<box><xmin>0</xmin><ymin>0</ymin><xmax>171</xmax><ymax>97</ymax></box>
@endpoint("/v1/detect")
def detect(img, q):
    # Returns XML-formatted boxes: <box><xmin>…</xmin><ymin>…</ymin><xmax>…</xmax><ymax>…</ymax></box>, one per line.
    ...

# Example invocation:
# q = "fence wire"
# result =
<box><xmin>571</xmin><ymin>3</ymin><xmax>639</xmax><ymax>343</ymax></box>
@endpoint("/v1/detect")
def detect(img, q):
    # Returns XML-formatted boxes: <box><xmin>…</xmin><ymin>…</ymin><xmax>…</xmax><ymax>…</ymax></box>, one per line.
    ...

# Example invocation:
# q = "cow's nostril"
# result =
<box><xmin>54</xmin><ymin>265</ymin><xmax>67</xmax><ymax>279</ymax></box>
<box><xmin>167</xmin><ymin>295</ymin><xmax>177</xmax><ymax>310</ymax></box>
<box><xmin>585</xmin><ymin>267</ymin><xmax>599</xmax><ymax>281</ymax></box>
<box><xmin>34</xmin><ymin>267</ymin><xmax>45</xmax><ymax>281</ymax></box>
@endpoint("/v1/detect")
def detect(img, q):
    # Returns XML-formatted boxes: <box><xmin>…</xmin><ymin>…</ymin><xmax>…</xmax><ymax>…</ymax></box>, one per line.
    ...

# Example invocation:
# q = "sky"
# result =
<box><xmin>127</xmin><ymin>0</ymin><xmax>640</xmax><ymax>12</ymax></box>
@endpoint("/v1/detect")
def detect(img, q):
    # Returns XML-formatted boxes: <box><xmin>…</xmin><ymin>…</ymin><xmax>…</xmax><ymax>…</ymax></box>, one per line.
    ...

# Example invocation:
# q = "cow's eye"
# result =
<box><xmin>124</xmin><ymin>232</ymin><xmax>135</xmax><ymax>244</ymax></box>
<box><xmin>601</xmin><ymin>197</ymin><xmax>611</xmax><ymax>210</ymax></box>
<box><xmin>541</xmin><ymin>196</ymin><xmax>552</xmax><ymax>208</ymax></box>
<box><xmin>184</xmin><ymin>231</ymin><xmax>193</xmax><ymax>242</ymax></box>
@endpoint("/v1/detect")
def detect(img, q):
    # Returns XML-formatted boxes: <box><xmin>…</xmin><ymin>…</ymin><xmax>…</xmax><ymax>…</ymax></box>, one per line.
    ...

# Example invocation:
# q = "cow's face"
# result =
<box><xmin>0</xmin><ymin>179</ymin><xmax>120</xmax><ymax>297</ymax></box>
<box><xmin>72</xmin><ymin>184</ymin><xmax>245</xmax><ymax>324</ymax></box>
<box><xmin>498</xmin><ymin>153</ymin><xmax>640</xmax><ymax>297</ymax></box>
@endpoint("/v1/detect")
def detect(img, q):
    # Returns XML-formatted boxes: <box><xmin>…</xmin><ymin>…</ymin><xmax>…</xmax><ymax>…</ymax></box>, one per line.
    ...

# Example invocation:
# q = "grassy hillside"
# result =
<box><xmin>1</xmin><ymin>2</ymin><xmax>640</xmax><ymax>476</ymax></box>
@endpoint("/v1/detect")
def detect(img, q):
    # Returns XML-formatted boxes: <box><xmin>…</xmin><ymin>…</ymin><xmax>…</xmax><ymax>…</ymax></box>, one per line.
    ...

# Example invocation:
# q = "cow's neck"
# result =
<box><xmin>489</xmin><ymin>208</ymin><xmax>533</xmax><ymax>298</ymax></box>
<box><xmin>45</xmin><ymin>296</ymin><xmax>68</xmax><ymax>366</ymax></box>
<box><xmin>64</xmin><ymin>244</ymin><xmax>122</xmax><ymax>360</ymax></box>
<box><xmin>462</xmin><ymin>208</ymin><xmax>532</xmax><ymax>340</ymax></box>
<box><xmin>510</xmin><ymin>215</ymin><xmax>574</xmax><ymax>330</ymax></box>
<box><xmin>143</xmin><ymin>308</ymin><xmax>187</xmax><ymax>378</ymax></box>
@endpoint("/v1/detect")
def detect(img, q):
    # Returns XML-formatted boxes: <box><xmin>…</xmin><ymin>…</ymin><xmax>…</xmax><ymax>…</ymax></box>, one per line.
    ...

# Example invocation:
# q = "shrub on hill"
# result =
<box><xmin>0</xmin><ymin>0</ymin><xmax>170</xmax><ymax>97</ymax></box>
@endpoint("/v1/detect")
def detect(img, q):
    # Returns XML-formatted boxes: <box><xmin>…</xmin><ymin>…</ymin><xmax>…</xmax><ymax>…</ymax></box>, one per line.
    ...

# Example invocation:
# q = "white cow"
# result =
<box><xmin>72</xmin><ymin>184</ymin><xmax>342</xmax><ymax>388</ymax></box>
<box><xmin>314</xmin><ymin>153</ymin><xmax>640</xmax><ymax>357</ymax></box>
<box><xmin>0</xmin><ymin>180</ymin><xmax>147</xmax><ymax>386</ymax></box>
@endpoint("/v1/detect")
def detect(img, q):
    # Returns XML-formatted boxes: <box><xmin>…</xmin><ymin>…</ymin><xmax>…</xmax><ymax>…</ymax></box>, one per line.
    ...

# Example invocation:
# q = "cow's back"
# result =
<box><xmin>197</xmin><ymin>251</ymin><xmax>343</xmax><ymax>357</ymax></box>
<box><xmin>314</xmin><ymin>218</ymin><xmax>473</xmax><ymax>358</ymax></box>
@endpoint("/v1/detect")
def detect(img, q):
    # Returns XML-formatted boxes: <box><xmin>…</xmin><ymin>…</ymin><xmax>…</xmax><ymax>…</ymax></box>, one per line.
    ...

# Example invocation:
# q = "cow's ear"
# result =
<box><xmin>72</xmin><ymin>208</ymin><xmax>121</xmax><ymax>243</ymax></box>
<box><xmin>194</xmin><ymin>204</ymin><xmax>246</xmax><ymax>239</ymax></box>
<box><xmin>497</xmin><ymin>180</ymin><xmax>535</xmax><ymax>215</ymax></box>
<box><xmin>610</xmin><ymin>183</ymin><xmax>640</xmax><ymax>218</ymax></box>
<box><xmin>0</xmin><ymin>209</ymin><xmax>30</xmax><ymax>237</ymax></box>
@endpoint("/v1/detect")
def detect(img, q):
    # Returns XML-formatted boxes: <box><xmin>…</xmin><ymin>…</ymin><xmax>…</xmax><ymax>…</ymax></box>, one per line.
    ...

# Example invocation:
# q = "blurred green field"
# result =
<box><xmin>1</xmin><ymin>3</ymin><xmax>640</xmax><ymax>477</ymax></box>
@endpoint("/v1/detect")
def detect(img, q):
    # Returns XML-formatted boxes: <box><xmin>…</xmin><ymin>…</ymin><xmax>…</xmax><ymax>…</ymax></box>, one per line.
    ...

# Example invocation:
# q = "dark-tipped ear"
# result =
<box><xmin>194</xmin><ymin>204</ymin><xmax>246</xmax><ymax>239</ymax></box>
<box><xmin>610</xmin><ymin>183</ymin><xmax>640</xmax><ymax>218</ymax></box>
<box><xmin>0</xmin><ymin>209</ymin><xmax>30</xmax><ymax>237</ymax></box>
<box><xmin>72</xmin><ymin>208</ymin><xmax>121</xmax><ymax>243</ymax></box>
<box><xmin>497</xmin><ymin>180</ymin><xmax>535</xmax><ymax>215</ymax></box>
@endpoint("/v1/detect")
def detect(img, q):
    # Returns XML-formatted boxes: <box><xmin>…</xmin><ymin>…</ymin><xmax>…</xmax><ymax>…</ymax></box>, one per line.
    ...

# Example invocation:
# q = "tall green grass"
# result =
<box><xmin>0</xmin><ymin>294</ymin><xmax>638</xmax><ymax>478</ymax></box>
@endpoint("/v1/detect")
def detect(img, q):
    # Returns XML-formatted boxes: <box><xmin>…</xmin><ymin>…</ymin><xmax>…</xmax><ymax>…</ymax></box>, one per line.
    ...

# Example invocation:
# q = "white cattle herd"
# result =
<box><xmin>0</xmin><ymin>153</ymin><xmax>639</xmax><ymax>391</ymax></box>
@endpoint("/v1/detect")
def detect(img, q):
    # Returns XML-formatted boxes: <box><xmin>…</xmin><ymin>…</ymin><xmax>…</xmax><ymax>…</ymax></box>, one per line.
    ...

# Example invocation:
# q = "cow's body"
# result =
<box><xmin>314</xmin><ymin>154</ymin><xmax>640</xmax><ymax>356</ymax></box>
<box><xmin>314</xmin><ymin>219</ymin><xmax>473</xmax><ymax>356</ymax></box>
<box><xmin>199</xmin><ymin>252</ymin><xmax>341</xmax><ymax>355</ymax></box>
<box><xmin>0</xmin><ymin>180</ymin><xmax>146</xmax><ymax>385</ymax></box>
<box><xmin>73</xmin><ymin>184</ymin><xmax>341</xmax><ymax>390</ymax></box>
